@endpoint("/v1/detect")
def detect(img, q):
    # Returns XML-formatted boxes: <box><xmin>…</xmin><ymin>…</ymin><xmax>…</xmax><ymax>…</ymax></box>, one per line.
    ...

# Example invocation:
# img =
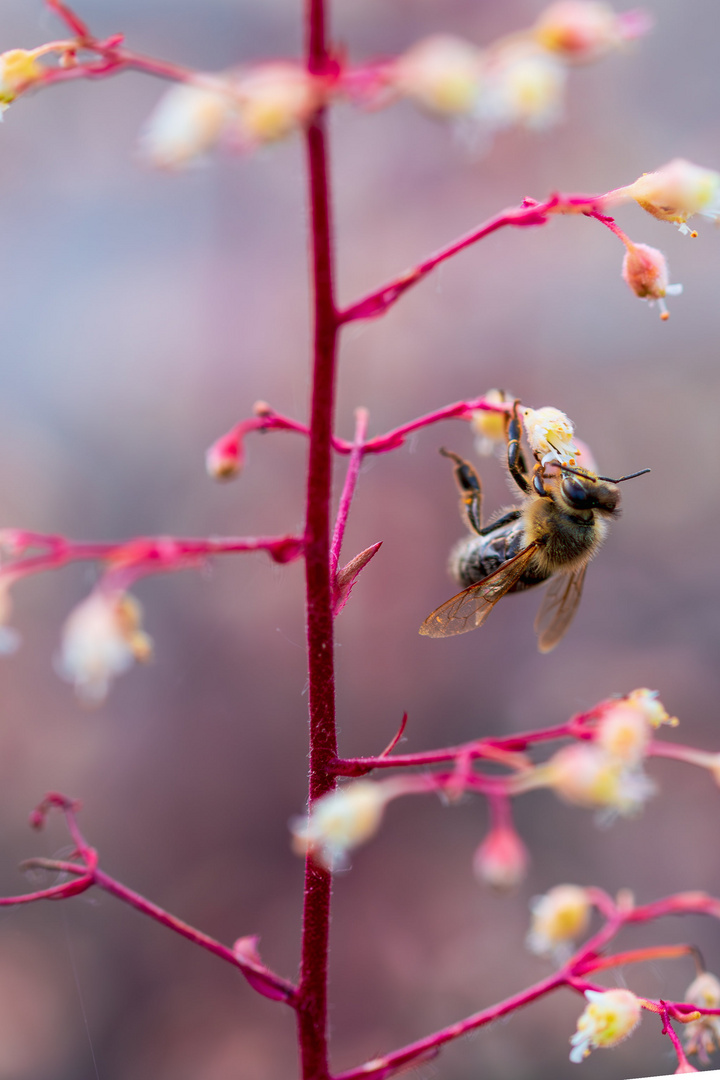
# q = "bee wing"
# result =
<box><xmin>534</xmin><ymin>563</ymin><xmax>587</xmax><ymax>654</ymax></box>
<box><xmin>419</xmin><ymin>542</ymin><xmax>540</xmax><ymax>638</ymax></box>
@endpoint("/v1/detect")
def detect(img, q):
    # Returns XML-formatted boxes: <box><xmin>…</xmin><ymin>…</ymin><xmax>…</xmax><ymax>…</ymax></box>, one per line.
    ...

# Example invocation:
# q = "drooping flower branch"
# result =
<box><xmin>5</xmin><ymin>792</ymin><xmax>720</xmax><ymax>1076</ymax></box>
<box><xmin>295</xmin><ymin>689</ymin><xmax>707</xmax><ymax>880</ymax></box>
<box><xmin>0</xmin><ymin>793</ymin><xmax>297</xmax><ymax>1005</ymax></box>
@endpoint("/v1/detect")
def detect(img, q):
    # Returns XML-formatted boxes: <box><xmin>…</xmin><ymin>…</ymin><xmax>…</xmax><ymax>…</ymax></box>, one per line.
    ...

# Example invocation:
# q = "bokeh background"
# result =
<box><xmin>0</xmin><ymin>1</ymin><xmax>718</xmax><ymax>1077</ymax></box>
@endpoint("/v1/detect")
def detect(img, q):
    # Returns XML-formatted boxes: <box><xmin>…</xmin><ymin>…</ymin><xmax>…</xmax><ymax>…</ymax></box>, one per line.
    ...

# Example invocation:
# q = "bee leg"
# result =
<box><xmin>439</xmin><ymin>448</ymin><xmax>483</xmax><ymax>535</ymax></box>
<box><xmin>506</xmin><ymin>402</ymin><xmax>531</xmax><ymax>494</ymax></box>
<box><xmin>532</xmin><ymin>461</ymin><xmax>548</xmax><ymax>497</ymax></box>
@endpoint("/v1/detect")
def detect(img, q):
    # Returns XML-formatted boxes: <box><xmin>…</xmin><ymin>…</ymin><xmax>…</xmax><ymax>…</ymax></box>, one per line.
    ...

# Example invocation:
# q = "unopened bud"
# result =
<box><xmin>206</xmin><ymin>429</ymin><xmax>243</xmax><ymax>481</ymax></box>
<box><xmin>622</xmin><ymin>242</ymin><xmax>682</xmax><ymax>320</ymax></box>
<box><xmin>473</xmin><ymin>824</ymin><xmax>529</xmax><ymax>890</ymax></box>
<box><xmin>534</xmin><ymin>2</ymin><xmax>644</xmax><ymax>63</ymax></box>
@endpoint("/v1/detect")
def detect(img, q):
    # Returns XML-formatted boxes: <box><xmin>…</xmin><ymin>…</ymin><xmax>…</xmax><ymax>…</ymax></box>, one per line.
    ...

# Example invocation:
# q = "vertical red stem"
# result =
<box><xmin>297</xmin><ymin>1</ymin><xmax>338</xmax><ymax>1077</ymax></box>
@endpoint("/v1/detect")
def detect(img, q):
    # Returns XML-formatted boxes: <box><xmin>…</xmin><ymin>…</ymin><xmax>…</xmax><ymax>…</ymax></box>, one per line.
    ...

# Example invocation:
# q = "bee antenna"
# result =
<box><xmin>597</xmin><ymin>468</ymin><xmax>651</xmax><ymax>484</ymax></box>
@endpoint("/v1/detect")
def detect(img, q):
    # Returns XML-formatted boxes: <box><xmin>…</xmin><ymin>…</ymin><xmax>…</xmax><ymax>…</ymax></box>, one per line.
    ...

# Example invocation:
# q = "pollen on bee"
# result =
<box><xmin>660</xmin><ymin>310</ymin><xmax>670</xmax><ymax>321</ymax></box>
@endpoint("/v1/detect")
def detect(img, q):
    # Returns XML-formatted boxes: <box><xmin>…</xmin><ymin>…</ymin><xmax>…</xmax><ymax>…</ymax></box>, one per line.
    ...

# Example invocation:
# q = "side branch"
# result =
<box><xmin>3</xmin><ymin>794</ymin><xmax>297</xmax><ymax>1005</ymax></box>
<box><xmin>334</xmin><ymin>888</ymin><xmax>720</xmax><ymax>1080</ymax></box>
<box><xmin>0</xmin><ymin>530</ymin><xmax>303</xmax><ymax>588</ymax></box>
<box><xmin>339</xmin><ymin>193</ymin><xmax>605</xmax><ymax>325</ymax></box>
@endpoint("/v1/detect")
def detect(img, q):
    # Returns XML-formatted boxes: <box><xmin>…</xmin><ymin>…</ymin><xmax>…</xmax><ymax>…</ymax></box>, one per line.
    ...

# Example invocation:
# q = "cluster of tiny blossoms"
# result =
<box><xmin>532</xmin><ymin>688</ymin><xmax>676</xmax><ymax>819</ymax></box>
<box><xmin>139</xmin><ymin>2</ymin><xmax>650</xmax><ymax>166</ymax></box>
<box><xmin>290</xmin><ymin>689</ymin><xmax>677</xmax><ymax>877</ymax></box>
<box><xmin>0</xmin><ymin>2</ymin><xmax>651</xmax><ymax>166</ymax></box>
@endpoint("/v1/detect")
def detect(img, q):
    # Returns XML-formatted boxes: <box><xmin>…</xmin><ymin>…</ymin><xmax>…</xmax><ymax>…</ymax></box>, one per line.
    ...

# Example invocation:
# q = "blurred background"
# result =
<box><xmin>0</xmin><ymin>0</ymin><xmax>717</xmax><ymax>1077</ymax></box>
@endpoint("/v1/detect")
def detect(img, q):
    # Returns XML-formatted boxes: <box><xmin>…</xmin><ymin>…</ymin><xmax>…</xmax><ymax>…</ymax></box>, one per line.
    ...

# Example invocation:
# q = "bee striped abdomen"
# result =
<box><xmin>450</xmin><ymin>522</ymin><xmax>547</xmax><ymax>592</ymax></box>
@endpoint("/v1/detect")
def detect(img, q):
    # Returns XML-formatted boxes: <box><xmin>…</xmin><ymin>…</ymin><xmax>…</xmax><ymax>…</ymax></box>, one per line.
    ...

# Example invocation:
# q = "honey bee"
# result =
<box><xmin>419</xmin><ymin>404</ymin><xmax>649</xmax><ymax>652</ymax></box>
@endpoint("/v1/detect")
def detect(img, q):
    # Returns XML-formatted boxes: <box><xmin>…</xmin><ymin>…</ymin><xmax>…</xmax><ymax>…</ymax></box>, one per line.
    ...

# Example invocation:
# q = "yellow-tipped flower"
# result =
<box><xmin>595</xmin><ymin>690</ymin><xmax>674</xmax><ymax>766</ymax></box>
<box><xmin>534</xmin><ymin>2</ymin><xmax>629</xmax><ymax>63</ymax></box>
<box><xmin>526</xmin><ymin>884</ymin><xmax>591</xmax><ymax>957</ymax></box>
<box><xmin>522</xmin><ymin>405</ymin><xmax>579</xmax><ymax>467</ymax></box>
<box><xmin>291</xmin><ymin>781</ymin><xmax>389</xmax><ymax>871</ymax></box>
<box><xmin>471</xmin><ymin>389</ymin><xmax>510</xmax><ymax>456</ymax></box>
<box><xmin>0</xmin><ymin>49</ymin><xmax>43</xmax><ymax>111</ymax></box>
<box><xmin>391</xmin><ymin>35</ymin><xmax>484</xmax><ymax>116</ymax></box>
<box><xmin>140</xmin><ymin>80</ymin><xmax>232</xmax><ymax>169</ymax></box>
<box><xmin>611</xmin><ymin>158</ymin><xmax>720</xmax><ymax>234</ymax></box>
<box><xmin>547</xmin><ymin>742</ymin><xmax>655</xmax><ymax>816</ymax></box>
<box><xmin>59</xmin><ymin>591</ymin><xmax>152</xmax><ymax>703</ymax></box>
<box><xmin>233</xmin><ymin>63</ymin><xmax>321</xmax><ymax>144</ymax></box>
<box><xmin>483</xmin><ymin>43</ymin><xmax>566</xmax><ymax>131</ymax></box>
<box><xmin>683</xmin><ymin>972</ymin><xmax>720</xmax><ymax>1064</ymax></box>
<box><xmin>570</xmin><ymin>988</ymin><xmax>642</xmax><ymax>1062</ymax></box>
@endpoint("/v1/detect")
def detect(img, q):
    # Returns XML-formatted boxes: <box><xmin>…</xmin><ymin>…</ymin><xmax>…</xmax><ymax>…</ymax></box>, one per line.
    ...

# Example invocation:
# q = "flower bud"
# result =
<box><xmin>626</xmin><ymin>687</ymin><xmax>677</xmax><ymax>728</ymax></box>
<box><xmin>547</xmin><ymin>743</ymin><xmax>655</xmax><ymax>815</ymax></box>
<box><xmin>0</xmin><ymin>49</ymin><xmax>43</xmax><ymax>110</ymax></box>
<box><xmin>58</xmin><ymin>590</ymin><xmax>152</xmax><ymax>703</ymax></box>
<box><xmin>290</xmin><ymin>781</ymin><xmax>388</xmax><ymax>871</ymax></box>
<box><xmin>473</xmin><ymin>824</ymin><xmax>529</xmax><ymax>890</ymax></box>
<box><xmin>596</xmin><ymin>704</ymin><xmax>650</xmax><ymax>766</ymax></box>
<box><xmin>621</xmin><ymin>242</ymin><xmax>682</xmax><ymax>320</ymax></box>
<box><xmin>392</xmin><ymin>35</ymin><xmax>484</xmax><ymax>116</ymax></box>
<box><xmin>569</xmin><ymin>988</ymin><xmax>642</xmax><ymax>1062</ymax></box>
<box><xmin>526</xmin><ymin>884</ymin><xmax>591</xmax><ymax>957</ymax></box>
<box><xmin>471</xmin><ymin>389</ymin><xmax>510</xmax><ymax>457</ymax></box>
<box><xmin>534</xmin><ymin>2</ymin><xmax>641</xmax><ymax>63</ymax></box>
<box><xmin>140</xmin><ymin>80</ymin><xmax>231</xmax><ymax>169</ymax></box>
<box><xmin>682</xmin><ymin>973</ymin><xmax>720</xmax><ymax>1063</ymax></box>
<box><xmin>611</xmin><ymin>158</ymin><xmax>720</xmax><ymax>234</ymax></box>
<box><xmin>206</xmin><ymin>428</ymin><xmax>243</xmax><ymax>480</ymax></box>
<box><xmin>233</xmin><ymin>64</ymin><xmax>322</xmax><ymax>144</ymax></box>
<box><xmin>482</xmin><ymin>44</ymin><xmax>566</xmax><ymax>131</ymax></box>
<box><xmin>522</xmin><ymin>406</ymin><xmax>578</xmax><ymax>467</ymax></box>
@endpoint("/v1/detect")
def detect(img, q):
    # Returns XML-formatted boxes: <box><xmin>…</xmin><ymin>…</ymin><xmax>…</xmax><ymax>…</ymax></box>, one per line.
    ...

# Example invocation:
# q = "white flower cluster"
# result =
<box><xmin>141</xmin><ymin>64</ymin><xmax>323</xmax><ymax>169</ymax></box>
<box><xmin>389</xmin><ymin>2</ymin><xmax>647</xmax><ymax>138</ymax></box>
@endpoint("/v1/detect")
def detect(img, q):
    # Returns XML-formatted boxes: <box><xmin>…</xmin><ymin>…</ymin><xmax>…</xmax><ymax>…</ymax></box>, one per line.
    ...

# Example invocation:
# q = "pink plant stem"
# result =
<box><xmin>330</xmin><ymin>407</ymin><xmax>369</xmax><ymax>574</ymax></box>
<box><xmin>332</xmin><ymin>970</ymin><xmax>567</xmax><ymax>1080</ymax></box>
<box><xmin>1</xmin><ymin>533</ymin><xmax>303</xmax><ymax>588</ymax></box>
<box><xmin>329</xmin><ymin>712</ymin><xmax>594</xmax><ymax>775</ymax></box>
<box><xmin>297</xmin><ymin>0</ymin><xmax>339</xmax><ymax>1075</ymax></box>
<box><xmin>230</xmin><ymin>395</ymin><xmax>509</xmax><ymax>460</ymax></box>
<box><xmin>658</xmin><ymin>1001</ymin><xmax>696</xmax><ymax>1072</ymax></box>
<box><xmin>92</xmin><ymin>869</ymin><xmax>297</xmax><ymax>1003</ymax></box>
<box><xmin>339</xmin><ymin>194</ymin><xmax>603</xmax><ymax>325</ymax></box>
<box><xmin>361</xmin><ymin>395</ymin><xmax>507</xmax><ymax>453</ymax></box>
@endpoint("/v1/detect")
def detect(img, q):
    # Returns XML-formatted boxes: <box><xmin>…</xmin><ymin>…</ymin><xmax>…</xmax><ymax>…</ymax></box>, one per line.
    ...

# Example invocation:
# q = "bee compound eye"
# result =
<box><xmin>561</xmin><ymin>476</ymin><xmax>596</xmax><ymax>510</ymax></box>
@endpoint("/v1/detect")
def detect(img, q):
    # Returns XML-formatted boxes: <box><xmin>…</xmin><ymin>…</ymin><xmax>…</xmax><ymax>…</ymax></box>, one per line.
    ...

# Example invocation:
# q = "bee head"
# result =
<box><xmin>559</xmin><ymin>472</ymin><xmax>621</xmax><ymax>516</ymax></box>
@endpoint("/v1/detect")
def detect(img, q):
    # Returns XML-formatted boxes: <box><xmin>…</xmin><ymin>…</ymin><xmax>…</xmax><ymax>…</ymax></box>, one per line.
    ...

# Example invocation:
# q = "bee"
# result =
<box><xmin>419</xmin><ymin>404</ymin><xmax>649</xmax><ymax>652</ymax></box>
